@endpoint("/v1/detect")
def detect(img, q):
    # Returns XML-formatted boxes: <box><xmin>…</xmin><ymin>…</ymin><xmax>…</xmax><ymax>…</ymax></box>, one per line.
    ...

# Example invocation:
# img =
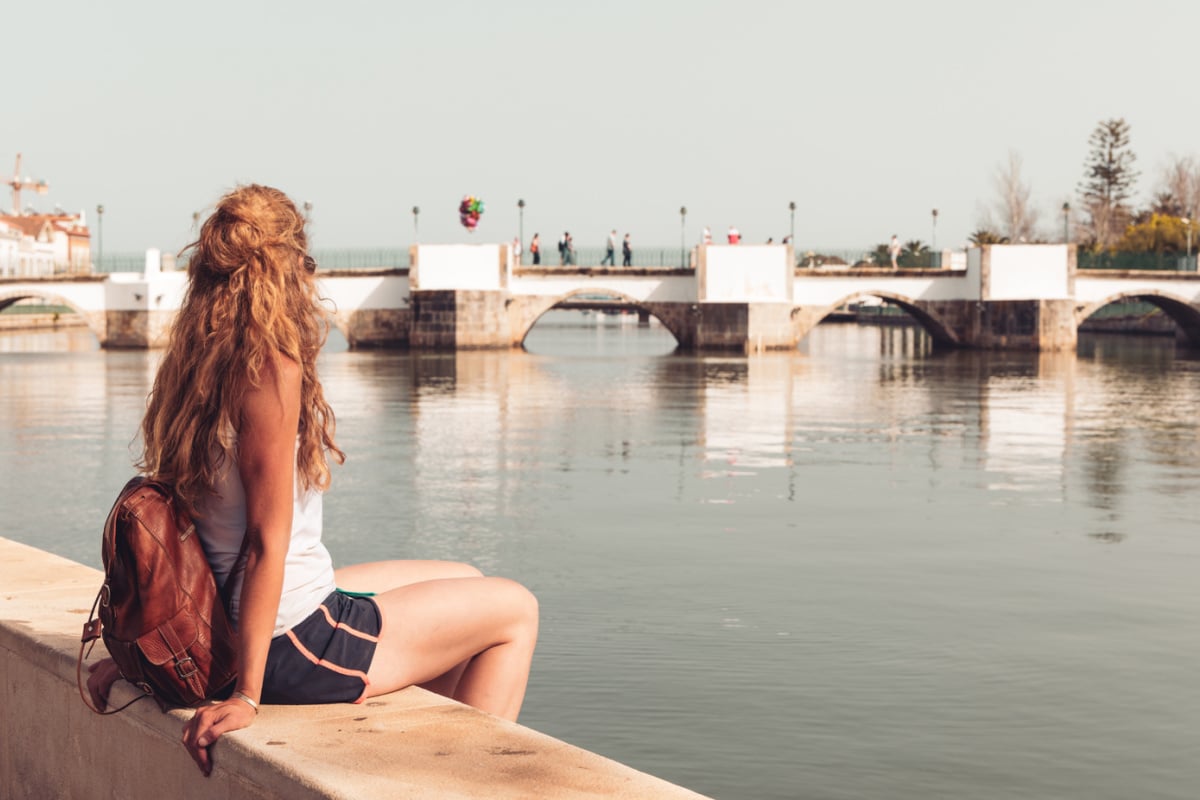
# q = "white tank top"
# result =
<box><xmin>195</xmin><ymin>446</ymin><xmax>336</xmax><ymax>637</ymax></box>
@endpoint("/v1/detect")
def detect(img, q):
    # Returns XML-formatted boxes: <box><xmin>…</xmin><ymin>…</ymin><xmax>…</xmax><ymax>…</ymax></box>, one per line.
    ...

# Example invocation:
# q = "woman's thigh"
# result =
<box><xmin>334</xmin><ymin>560</ymin><xmax>482</xmax><ymax>593</ymax></box>
<box><xmin>365</xmin><ymin>576</ymin><xmax>538</xmax><ymax>695</ymax></box>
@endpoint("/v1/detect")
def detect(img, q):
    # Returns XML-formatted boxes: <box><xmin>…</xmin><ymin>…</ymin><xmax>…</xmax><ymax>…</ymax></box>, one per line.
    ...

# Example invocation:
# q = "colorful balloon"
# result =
<box><xmin>458</xmin><ymin>194</ymin><xmax>485</xmax><ymax>231</ymax></box>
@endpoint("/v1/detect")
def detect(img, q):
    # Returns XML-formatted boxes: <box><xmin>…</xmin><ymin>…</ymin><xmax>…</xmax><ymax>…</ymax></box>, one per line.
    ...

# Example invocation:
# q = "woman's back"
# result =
<box><xmin>197</xmin><ymin>442</ymin><xmax>335</xmax><ymax>637</ymax></box>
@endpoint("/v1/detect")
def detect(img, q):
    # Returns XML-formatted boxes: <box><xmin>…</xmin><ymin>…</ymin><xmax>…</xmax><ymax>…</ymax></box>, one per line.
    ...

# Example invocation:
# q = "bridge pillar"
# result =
<box><xmin>922</xmin><ymin>244</ymin><xmax>1078</xmax><ymax>350</ymax></box>
<box><xmin>103</xmin><ymin>309</ymin><xmax>176</xmax><ymax>348</ymax></box>
<box><xmin>410</xmin><ymin>244</ymin><xmax>515</xmax><ymax>349</ymax></box>
<box><xmin>695</xmin><ymin>303</ymin><xmax>795</xmax><ymax>352</ymax></box>
<box><xmin>340</xmin><ymin>309</ymin><xmax>412</xmax><ymax>348</ymax></box>
<box><xmin>410</xmin><ymin>290</ymin><xmax>514</xmax><ymax>349</ymax></box>
<box><xmin>101</xmin><ymin>259</ymin><xmax>189</xmax><ymax>348</ymax></box>
<box><xmin>975</xmin><ymin>299</ymin><xmax>1078</xmax><ymax>350</ymax></box>
<box><xmin>693</xmin><ymin>244</ymin><xmax>794</xmax><ymax>351</ymax></box>
<box><xmin>921</xmin><ymin>299</ymin><xmax>1078</xmax><ymax>351</ymax></box>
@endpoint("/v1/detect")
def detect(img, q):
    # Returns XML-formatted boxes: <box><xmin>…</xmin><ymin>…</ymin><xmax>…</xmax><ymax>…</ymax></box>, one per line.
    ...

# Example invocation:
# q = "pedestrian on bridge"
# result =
<box><xmin>601</xmin><ymin>230</ymin><xmax>617</xmax><ymax>266</ymax></box>
<box><xmin>622</xmin><ymin>233</ymin><xmax>632</xmax><ymax>266</ymax></box>
<box><xmin>530</xmin><ymin>233</ymin><xmax>540</xmax><ymax>265</ymax></box>
<box><xmin>560</xmin><ymin>231</ymin><xmax>575</xmax><ymax>266</ymax></box>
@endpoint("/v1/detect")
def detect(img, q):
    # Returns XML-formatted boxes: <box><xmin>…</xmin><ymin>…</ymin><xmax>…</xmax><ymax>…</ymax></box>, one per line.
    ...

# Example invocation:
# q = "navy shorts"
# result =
<box><xmin>261</xmin><ymin>590</ymin><xmax>382</xmax><ymax>704</ymax></box>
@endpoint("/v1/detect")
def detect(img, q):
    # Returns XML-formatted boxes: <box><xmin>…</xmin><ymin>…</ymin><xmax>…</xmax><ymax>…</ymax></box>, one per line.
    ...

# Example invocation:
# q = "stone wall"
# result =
<box><xmin>0</xmin><ymin>537</ymin><xmax>709</xmax><ymax>800</ymax></box>
<box><xmin>642</xmin><ymin>302</ymin><xmax>697</xmax><ymax>349</ymax></box>
<box><xmin>410</xmin><ymin>290</ymin><xmax>513</xmax><ymax>349</ymax></box>
<box><xmin>916</xmin><ymin>299</ymin><xmax>1078</xmax><ymax>350</ymax></box>
<box><xmin>103</xmin><ymin>310</ymin><xmax>175</xmax><ymax>348</ymax></box>
<box><xmin>0</xmin><ymin>312</ymin><xmax>88</xmax><ymax>331</ymax></box>
<box><xmin>506</xmin><ymin>294</ymin><xmax>562</xmax><ymax>347</ymax></box>
<box><xmin>694</xmin><ymin>303</ymin><xmax>796</xmax><ymax>352</ymax></box>
<box><xmin>340</xmin><ymin>308</ymin><xmax>411</xmax><ymax>348</ymax></box>
<box><xmin>694</xmin><ymin>303</ymin><xmax>749</xmax><ymax>350</ymax></box>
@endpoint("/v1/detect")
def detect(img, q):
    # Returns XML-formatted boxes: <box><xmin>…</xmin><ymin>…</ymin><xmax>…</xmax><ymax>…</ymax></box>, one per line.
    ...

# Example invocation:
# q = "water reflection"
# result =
<box><xmin>7</xmin><ymin>321</ymin><xmax>1198</xmax><ymax>562</ymax></box>
<box><xmin>320</xmin><ymin>320</ymin><xmax>1200</xmax><ymax>557</ymax></box>
<box><xmin>0</xmin><ymin>326</ymin><xmax>99</xmax><ymax>353</ymax></box>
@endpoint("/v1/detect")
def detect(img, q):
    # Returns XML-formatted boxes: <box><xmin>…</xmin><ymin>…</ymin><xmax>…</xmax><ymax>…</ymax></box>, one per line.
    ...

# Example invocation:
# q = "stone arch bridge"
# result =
<box><xmin>3</xmin><ymin>244</ymin><xmax>1199</xmax><ymax>351</ymax></box>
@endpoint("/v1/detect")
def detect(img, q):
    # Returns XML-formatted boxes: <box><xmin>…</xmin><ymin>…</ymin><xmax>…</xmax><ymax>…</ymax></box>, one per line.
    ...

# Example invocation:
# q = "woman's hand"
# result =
<box><xmin>86</xmin><ymin>658</ymin><xmax>123</xmax><ymax>711</ymax></box>
<box><xmin>181</xmin><ymin>698</ymin><xmax>258</xmax><ymax>776</ymax></box>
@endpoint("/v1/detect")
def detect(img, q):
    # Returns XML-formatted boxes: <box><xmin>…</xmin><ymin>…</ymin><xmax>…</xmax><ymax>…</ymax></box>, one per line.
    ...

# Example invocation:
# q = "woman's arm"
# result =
<box><xmin>182</xmin><ymin>354</ymin><xmax>302</xmax><ymax>776</ymax></box>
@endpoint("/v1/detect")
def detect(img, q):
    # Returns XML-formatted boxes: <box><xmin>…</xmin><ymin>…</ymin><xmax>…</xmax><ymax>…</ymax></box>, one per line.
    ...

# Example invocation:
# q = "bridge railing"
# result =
<box><xmin>529</xmin><ymin>246</ymin><xmax>689</xmax><ymax>267</ymax></box>
<box><xmin>94</xmin><ymin>249</ymin><xmax>416</xmax><ymax>272</ymax></box>
<box><xmin>1078</xmin><ymin>251</ymin><xmax>1199</xmax><ymax>272</ymax></box>
<box><xmin>90</xmin><ymin>244</ymin><xmax>963</xmax><ymax>274</ymax></box>
<box><xmin>92</xmin><ymin>253</ymin><xmax>160</xmax><ymax>273</ymax></box>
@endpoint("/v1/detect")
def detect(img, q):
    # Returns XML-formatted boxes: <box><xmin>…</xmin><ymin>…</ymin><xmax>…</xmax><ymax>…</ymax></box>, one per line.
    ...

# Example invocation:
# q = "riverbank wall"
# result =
<box><xmin>0</xmin><ymin>537</ymin><xmax>709</xmax><ymax>800</ymax></box>
<box><xmin>0</xmin><ymin>311</ymin><xmax>87</xmax><ymax>331</ymax></box>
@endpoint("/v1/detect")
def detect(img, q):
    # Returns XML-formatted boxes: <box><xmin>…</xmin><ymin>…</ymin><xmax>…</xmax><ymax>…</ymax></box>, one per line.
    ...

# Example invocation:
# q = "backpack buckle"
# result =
<box><xmin>175</xmin><ymin>657</ymin><xmax>198</xmax><ymax>680</ymax></box>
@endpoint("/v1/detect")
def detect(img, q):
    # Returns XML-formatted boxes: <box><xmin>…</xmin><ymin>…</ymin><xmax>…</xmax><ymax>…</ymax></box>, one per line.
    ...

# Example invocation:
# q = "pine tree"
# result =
<box><xmin>1077</xmin><ymin>118</ymin><xmax>1139</xmax><ymax>249</ymax></box>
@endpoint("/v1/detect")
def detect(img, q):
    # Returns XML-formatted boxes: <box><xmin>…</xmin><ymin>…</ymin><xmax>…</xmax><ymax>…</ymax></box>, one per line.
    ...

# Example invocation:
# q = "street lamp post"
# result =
<box><xmin>192</xmin><ymin>211</ymin><xmax>200</xmax><ymax>235</ymax></box>
<box><xmin>1184</xmin><ymin>217</ymin><xmax>1193</xmax><ymax>261</ymax></box>
<box><xmin>303</xmin><ymin>201</ymin><xmax>312</xmax><ymax>225</ymax></box>
<box><xmin>1062</xmin><ymin>202</ymin><xmax>1070</xmax><ymax>244</ymax></box>
<box><xmin>931</xmin><ymin>208</ymin><xmax>938</xmax><ymax>250</ymax></box>
<box><xmin>788</xmin><ymin>201</ymin><xmax>796</xmax><ymax>246</ymax></box>
<box><xmin>95</xmin><ymin>204</ymin><xmax>104</xmax><ymax>269</ymax></box>
<box><xmin>679</xmin><ymin>206</ymin><xmax>688</xmax><ymax>267</ymax></box>
<box><xmin>518</xmin><ymin>198</ymin><xmax>525</xmax><ymax>265</ymax></box>
<box><xmin>412</xmin><ymin>206</ymin><xmax>420</xmax><ymax>242</ymax></box>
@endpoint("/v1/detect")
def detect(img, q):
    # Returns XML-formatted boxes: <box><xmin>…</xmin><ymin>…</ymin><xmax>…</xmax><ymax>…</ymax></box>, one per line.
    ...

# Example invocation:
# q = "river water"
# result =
<box><xmin>2</xmin><ymin>314</ymin><xmax>1198</xmax><ymax>800</ymax></box>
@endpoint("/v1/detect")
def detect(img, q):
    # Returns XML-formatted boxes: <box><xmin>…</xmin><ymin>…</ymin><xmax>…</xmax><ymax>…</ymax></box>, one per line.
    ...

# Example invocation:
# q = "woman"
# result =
<box><xmin>529</xmin><ymin>233</ymin><xmax>540</xmax><ymax>265</ymax></box>
<box><xmin>87</xmin><ymin>185</ymin><xmax>538</xmax><ymax>776</ymax></box>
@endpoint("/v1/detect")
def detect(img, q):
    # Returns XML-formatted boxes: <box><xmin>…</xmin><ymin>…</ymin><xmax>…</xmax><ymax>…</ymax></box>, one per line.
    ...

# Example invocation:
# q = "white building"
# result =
<box><xmin>0</xmin><ymin>213</ymin><xmax>90</xmax><ymax>276</ymax></box>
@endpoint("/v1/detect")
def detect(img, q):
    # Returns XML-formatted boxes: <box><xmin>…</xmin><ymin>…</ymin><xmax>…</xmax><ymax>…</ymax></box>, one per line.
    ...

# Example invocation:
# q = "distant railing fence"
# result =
<box><xmin>89</xmin><ymin>248</ymin><xmax>1199</xmax><ymax>274</ymax></box>
<box><xmin>1078</xmin><ymin>251</ymin><xmax>1198</xmax><ymax>272</ymax></box>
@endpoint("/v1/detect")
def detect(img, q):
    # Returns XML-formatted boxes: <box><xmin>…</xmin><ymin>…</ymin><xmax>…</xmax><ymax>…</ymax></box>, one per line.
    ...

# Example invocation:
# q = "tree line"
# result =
<box><xmin>974</xmin><ymin>118</ymin><xmax>1200</xmax><ymax>255</ymax></box>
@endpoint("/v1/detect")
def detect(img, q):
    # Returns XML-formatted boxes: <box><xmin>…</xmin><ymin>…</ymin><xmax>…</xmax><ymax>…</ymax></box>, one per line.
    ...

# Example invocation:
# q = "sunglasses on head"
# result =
<box><xmin>303</xmin><ymin>255</ymin><xmax>317</xmax><ymax>273</ymax></box>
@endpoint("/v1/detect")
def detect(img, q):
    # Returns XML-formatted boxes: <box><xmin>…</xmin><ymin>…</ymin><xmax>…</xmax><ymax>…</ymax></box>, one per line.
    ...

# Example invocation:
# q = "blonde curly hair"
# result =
<box><xmin>139</xmin><ymin>184</ymin><xmax>344</xmax><ymax>515</ymax></box>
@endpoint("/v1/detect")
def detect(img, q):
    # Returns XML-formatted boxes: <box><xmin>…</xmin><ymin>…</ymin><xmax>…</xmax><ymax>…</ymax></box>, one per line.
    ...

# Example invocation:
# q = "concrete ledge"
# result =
<box><xmin>0</xmin><ymin>537</ymin><xmax>708</xmax><ymax>799</ymax></box>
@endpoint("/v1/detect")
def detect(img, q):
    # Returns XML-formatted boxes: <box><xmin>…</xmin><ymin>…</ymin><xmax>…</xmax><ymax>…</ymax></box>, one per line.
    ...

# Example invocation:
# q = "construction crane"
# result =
<box><xmin>3</xmin><ymin>153</ymin><xmax>49</xmax><ymax>215</ymax></box>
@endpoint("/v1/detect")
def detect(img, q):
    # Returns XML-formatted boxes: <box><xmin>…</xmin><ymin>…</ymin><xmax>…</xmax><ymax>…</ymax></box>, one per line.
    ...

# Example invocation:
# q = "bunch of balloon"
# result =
<box><xmin>459</xmin><ymin>195</ymin><xmax>485</xmax><ymax>232</ymax></box>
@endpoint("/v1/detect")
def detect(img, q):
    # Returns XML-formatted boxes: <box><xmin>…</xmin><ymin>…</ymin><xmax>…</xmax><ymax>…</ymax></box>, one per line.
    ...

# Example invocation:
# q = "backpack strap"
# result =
<box><xmin>219</xmin><ymin>532</ymin><xmax>253</xmax><ymax>619</ymax></box>
<box><xmin>76</xmin><ymin>588</ymin><xmax>149</xmax><ymax>715</ymax></box>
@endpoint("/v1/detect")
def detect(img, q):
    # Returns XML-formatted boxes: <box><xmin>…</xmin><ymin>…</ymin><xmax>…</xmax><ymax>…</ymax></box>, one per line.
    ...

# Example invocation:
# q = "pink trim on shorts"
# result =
<box><xmin>318</xmin><ymin>603</ymin><xmax>381</xmax><ymax>643</ymax></box>
<box><xmin>285</xmin><ymin>623</ymin><xmax>372</xmax><ymax>703</ymax></box>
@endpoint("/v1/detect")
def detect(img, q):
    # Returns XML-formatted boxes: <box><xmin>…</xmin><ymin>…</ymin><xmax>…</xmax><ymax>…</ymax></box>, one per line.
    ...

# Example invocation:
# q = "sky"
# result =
<box><xmin>4</xmin><ymin>0</ymin><xmax>1199</xmax><ymax>256</ymax></box>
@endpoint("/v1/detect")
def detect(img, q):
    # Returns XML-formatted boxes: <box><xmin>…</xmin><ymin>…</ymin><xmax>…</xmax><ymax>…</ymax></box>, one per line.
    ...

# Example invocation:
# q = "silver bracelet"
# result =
<box><xmin>232</xmin><ymin>690</ymin><xmax>260</xmax><ymax>714</ymax></box>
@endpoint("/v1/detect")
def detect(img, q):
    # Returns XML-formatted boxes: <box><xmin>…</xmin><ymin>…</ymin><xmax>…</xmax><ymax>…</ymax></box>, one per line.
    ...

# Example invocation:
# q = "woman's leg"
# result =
<box><xmin>364</xmin><ymin>576</ymin><xmax>538</xmax><ymax>721</ymax></box>
<box><xmin>335</xmin><ymin>560</ymin><xmax>482</xmax><ymax>593</ymax></box>
<box><xmin>335</xmin><ymin>561</ymin><xmax>484</xmax><ymax>697</ymax></box>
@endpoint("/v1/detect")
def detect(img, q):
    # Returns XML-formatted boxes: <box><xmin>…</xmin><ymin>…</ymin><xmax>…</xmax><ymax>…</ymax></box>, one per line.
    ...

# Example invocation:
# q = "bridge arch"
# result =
<box><xmin>0</xmin><ymin>288</ymin><xmax>106</xmax><ymax>345</ymax></box>
<box><xmin>1075</xmin><ymin>290</ymin><xmax>1200</xmax><ymax>344</ymax></box>
<box><xmin>512</xmin><ymin>288</ymin><xmax>689</xmax><ymax>348</ymax></box>
<box><xmin>794</xmin><ymin>290</ymin><xmax>962</xmax><ymax>347</ymax></box>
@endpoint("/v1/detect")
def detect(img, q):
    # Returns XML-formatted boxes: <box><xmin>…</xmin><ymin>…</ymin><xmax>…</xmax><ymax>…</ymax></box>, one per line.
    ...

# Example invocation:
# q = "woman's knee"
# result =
<box><xmin>493</xmin><ymin>577</ymin><xmax>539</xmax><ymax>638</ymax></box>
<box><xmin>451</xmin><ymin>562</ymin><xmax>485</xmax><ymax>579</ymax></box>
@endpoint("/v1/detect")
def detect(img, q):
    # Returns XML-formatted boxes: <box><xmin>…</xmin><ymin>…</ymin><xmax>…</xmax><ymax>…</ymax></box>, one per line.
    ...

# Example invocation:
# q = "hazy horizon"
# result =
<box><xmin>4</xmin><ymin>0</ymin><xmax>1198</xmax><ymax>255</ymax></box>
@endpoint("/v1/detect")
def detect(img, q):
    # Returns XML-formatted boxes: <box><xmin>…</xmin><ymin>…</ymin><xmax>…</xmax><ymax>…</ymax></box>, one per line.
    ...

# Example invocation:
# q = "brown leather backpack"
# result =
<box><xmin>78</xmin><ymin>476</ymin><xmax>245</xmax><ymax>712</ymax></box>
